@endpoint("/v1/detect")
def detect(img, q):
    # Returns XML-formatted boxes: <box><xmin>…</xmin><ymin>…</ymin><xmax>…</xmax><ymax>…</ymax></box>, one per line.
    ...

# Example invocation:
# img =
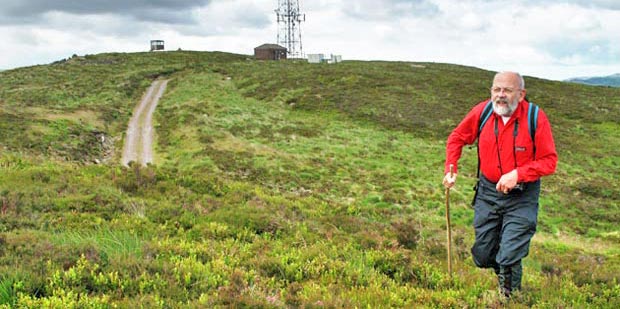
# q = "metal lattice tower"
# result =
<box><xmin>275</xmin><ymin>0</ymin><xmax>305</xmax><ymax>59</ymax></box>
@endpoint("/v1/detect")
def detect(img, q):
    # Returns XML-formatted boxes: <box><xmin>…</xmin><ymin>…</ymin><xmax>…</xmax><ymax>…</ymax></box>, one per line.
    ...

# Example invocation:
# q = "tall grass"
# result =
<box><xmin>50</xmin><ymin>227</ymin><xmax>143</xmax><ymax>259</ymax></box>
<box><xmin>0</xmin><ymin>276</ymin><xmax>18</xmax><ymax>307</ymax></box>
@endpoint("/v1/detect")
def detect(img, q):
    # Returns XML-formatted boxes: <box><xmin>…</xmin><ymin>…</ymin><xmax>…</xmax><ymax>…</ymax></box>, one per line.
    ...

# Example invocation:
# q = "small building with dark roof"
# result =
<box><xmin>150</xmin><ymin>40</ymin><xmax>164</xmax><ymax>51</ymax></box>
<box><xmin>254</xmin><ymin>44</ymin><xmax>287</xmax><ymax>60</ymax></box>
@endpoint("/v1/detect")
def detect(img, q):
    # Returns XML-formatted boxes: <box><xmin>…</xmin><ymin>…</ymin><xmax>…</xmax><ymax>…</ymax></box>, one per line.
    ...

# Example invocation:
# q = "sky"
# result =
<box><xmin>1</xmin><ymin>0</ymin><xmax>619</xmax><ymax>81</ymax></box>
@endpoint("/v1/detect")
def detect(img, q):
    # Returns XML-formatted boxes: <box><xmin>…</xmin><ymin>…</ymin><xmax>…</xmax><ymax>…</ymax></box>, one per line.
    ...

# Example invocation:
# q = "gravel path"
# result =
<box><xmin>121</xmin><ymin>79</ymin><xmax>168</xmax><ymax>166</ymax></box>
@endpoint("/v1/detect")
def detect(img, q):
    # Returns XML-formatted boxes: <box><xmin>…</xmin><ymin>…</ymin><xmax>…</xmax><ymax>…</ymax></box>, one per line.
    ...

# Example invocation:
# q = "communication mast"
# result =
<box><xmin>275</xmin><ymin>0</ymin><xmax>305</xmax><ymax>59</ymax></box>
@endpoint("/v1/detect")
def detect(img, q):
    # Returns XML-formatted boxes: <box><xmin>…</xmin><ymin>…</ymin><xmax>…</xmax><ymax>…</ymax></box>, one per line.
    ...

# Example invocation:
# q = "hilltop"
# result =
<box><xmin>566</xmin><ymin>73</ymin><xmax>620</xmax><ymax>87</ymax></box>
<box><xmin>0</xmin><ymin>51</ymin><xmax>619</xmax><ymax>307</ymax></box>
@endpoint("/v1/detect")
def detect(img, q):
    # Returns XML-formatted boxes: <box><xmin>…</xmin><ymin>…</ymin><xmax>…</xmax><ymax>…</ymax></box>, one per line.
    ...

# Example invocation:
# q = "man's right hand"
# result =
<box><xmin>443</xmin><ymin>172</ymin><xmax>457</xmax><ymax>189</ymax></box>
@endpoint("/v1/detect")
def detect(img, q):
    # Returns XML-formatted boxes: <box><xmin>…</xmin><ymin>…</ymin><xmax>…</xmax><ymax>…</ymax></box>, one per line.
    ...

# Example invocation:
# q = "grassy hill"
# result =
<box><xmin>0</xmin><ymin>51</ymin><xmax>619</xmax><ymax>307</ymax></box>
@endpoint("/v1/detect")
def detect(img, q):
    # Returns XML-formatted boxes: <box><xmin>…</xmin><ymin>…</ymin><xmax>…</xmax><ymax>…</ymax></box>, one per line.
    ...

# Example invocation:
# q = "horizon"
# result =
<box><xmin>1</xmin><ymin>0</ymin><xmax>620</xmax><ymax>81</ymax></box>
<box><xmin>3</xmin><ymin>49</ymin><xmax>619</xmax><ymax>83</ymax></box>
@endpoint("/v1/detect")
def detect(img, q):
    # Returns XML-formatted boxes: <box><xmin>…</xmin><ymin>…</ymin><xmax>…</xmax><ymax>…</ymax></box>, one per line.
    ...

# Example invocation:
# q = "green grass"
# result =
<box><xmin>0</xmin><ymin>275</ymin><xmax>18</xmax><ymax>307</ymax></box>
<box><xmin>50</xmin><ymin>227</ymin><xmax>143</xmax><ymax>259</ymax></box>
<box><xmin>0</xmin><ymin>51</ymin><xmax>619</xmax><ymax>307</ymax></box>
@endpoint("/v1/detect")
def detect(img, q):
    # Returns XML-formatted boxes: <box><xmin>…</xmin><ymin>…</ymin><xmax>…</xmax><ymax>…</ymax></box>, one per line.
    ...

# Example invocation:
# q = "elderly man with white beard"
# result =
<box><xmin>442</xmin><ymin>71</ymin><xmax>558</xmax><ymax>297</ymax></box>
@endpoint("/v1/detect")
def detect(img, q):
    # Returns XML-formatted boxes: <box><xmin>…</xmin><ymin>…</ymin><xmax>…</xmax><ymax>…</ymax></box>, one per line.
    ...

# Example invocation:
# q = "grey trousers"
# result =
<box><xmin>471</xmin><ymin>175</ymin><xmax>540</xmax><ymax>290</ymax></box>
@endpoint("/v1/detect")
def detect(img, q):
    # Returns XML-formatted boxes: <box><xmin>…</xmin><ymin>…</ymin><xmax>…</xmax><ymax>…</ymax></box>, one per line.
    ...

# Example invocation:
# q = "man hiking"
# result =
<box><xmin>443</xmin><ymin>71</ymin><xmax>558</xmax><ymax>297</ymax></box>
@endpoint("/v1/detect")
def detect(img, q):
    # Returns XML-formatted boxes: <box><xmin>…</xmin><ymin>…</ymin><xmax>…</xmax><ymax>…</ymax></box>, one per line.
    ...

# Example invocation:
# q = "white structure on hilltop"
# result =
<box><xmin>307</xmin><ymin>53</ymin><xmax>324</xmax><ymax>63</ymax></box>
<box><xmin>330</xmin><ymin>55</ymin><xmax>342</xmax><ymax>63</ymax></box>
<box><xmin>307</xmin><ymin>54</ymin><xmax>342</xmax><ymax>64</ymax></box>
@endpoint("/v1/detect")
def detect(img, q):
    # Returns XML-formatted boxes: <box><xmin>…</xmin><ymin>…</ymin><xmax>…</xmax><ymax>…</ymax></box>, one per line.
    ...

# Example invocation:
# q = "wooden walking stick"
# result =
<box><xmin>445</xmin><ymin>164</ymin><xmax>454</xmax><ymax>279</ymax></box>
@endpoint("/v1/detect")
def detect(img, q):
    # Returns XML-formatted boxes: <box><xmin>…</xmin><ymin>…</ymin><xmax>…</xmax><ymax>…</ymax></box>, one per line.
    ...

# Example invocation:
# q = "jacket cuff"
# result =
<box><xmin>515</xmin><ymin>167</ymin><xmax>524</xmax><ymax>182</ymax></box>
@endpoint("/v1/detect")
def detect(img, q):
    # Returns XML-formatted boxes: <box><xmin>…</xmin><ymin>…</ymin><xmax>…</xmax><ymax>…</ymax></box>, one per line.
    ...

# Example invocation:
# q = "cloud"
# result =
<box><xmin>0</xmin><ymin>0</ymin><xmax>273</xmax><ymax>43</ymax></box>
<box><xmin>341</xmin><ymin>0</ymin><xmax>439</xmax><ymax>20</ymax></box>
<box><xmin>0</xmin><ymin>0</ymin><xmax>212</xmax><ymax>25</ymax></box>
<box><xmin>1</xmin><ymin>0</ymin><xmax>619</xmax><ymax>80</ymax></box>
<box><xmin>176</xmin><ymin>0</ymin><xmax>271</xmax><ymax>37</ymax></box>
<box><xmin>542</xmin><ymin>39</ymin><xmax>611</xmax><ymax>65</ymax></box>
<box><xmin>532</xmin><ymin>0</ymin><xmax>620</xmax><ymax>10</ymax></box>
<box><xmin>506</xmin><ymin>3</ymin><xmax>620</xmax><ymax>67</ymax></box>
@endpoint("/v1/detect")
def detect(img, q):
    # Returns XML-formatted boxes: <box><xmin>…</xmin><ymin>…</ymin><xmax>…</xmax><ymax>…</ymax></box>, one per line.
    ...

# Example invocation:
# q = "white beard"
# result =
<box><xmin>493</xmin><ymin>98</ymin><xmax>519</xmax><ymax>117</ymax></box>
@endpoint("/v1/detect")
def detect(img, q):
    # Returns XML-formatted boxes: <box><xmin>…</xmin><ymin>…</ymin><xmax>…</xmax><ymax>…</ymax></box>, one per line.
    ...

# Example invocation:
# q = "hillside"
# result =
<box><xmin>0</xmin><ymin>51</ymin><xmax>619</xmax><ymax>307</ymax></box>
<box><xmin>566</xmin><ymin>73</ymin><xmax>620</xmax><ymax>87</ymax></box>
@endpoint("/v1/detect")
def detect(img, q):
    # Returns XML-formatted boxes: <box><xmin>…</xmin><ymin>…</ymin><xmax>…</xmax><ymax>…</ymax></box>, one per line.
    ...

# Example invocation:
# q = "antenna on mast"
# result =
<box><xmin>275</xmin><ymin>0</ymin><xmax>305</xmax><ymax>59</ymax></box>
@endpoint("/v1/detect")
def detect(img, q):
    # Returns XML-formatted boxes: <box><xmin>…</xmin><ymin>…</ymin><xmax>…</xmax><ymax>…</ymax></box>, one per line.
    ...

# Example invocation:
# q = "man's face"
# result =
<box><xmin>491</xmin><ymin>73</ymin><xmax>525</xmax><ymax>117</ymax></box>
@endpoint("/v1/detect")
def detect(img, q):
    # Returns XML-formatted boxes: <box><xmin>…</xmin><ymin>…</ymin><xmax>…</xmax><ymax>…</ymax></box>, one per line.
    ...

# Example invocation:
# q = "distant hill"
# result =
<box><xmin>565</xmin><ymin>73</ymin><xmax>620</xmax><ymax>87</ymax></box>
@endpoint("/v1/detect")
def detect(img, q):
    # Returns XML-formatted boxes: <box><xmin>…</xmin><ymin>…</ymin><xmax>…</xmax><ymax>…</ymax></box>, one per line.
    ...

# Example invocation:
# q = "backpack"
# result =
<box><xmin>473</xmin><ymin>100</ymin><xmax>539</xmax><ymax>188</ymax></box>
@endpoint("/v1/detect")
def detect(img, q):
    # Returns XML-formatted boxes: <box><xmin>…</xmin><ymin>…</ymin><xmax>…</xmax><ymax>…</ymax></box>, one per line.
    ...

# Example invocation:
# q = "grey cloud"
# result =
<box><xmin>160</xmin><ymin>0</ymin><xmax>271</xmax><ymax>37</ymax></box>
<box><xmin>187</xmin><ymin>16</ymin><xmax>270</xmax><ymax>37</ymax></box>
<box><xmin>544</xmin><ymin>39</ymin><xmax>617</xmax><ymax>64</ymax></box>
<box><xmin>344</xmin><ymin>0</ymin><xmax>439</xmax><ymax>20</ymax></box>
<box><xmin>231</xmin><ymin>14</ymin><xmax>270</xmax><ymax>30</ymax></box>
<box><xmin>570</xmin><ymin>0</ymin><xmax>620</xmax><ymax>10</ymax></box>
<box><xmin>131</xmin><ymin>8</ymin><xmax>198</xmax><ymax>25</ymax></box>
<box><xmin>526</xmin><ymin>0</ymin><xmax>620</xmax><ymax>10</ymax></box>
<box><xmin>0</xmin><ymin>0</ymin><xmax>211</xmax><ymax>24</ymax></box>
<box><xmin>232</xmin><ymin>6</ymin><xmax>271</xmax><ymax>29</ymax></box>
<box><xmin>6</xmin><ymin>28</ymin><xmax>40</xmax><ymax>46</ymax></box>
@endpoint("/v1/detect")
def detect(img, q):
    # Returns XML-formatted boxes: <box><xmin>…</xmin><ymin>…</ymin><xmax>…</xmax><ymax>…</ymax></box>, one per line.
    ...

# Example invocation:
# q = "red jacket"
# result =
<box><xmin>445</xmin><ymin>99</ymin><xmax>557</xmax><ymax>183</ymax></box>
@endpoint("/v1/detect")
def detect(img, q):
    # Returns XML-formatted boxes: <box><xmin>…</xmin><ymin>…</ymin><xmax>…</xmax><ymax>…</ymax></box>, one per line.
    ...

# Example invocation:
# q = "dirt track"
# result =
<box><xmin>121</xmin><ymin>80</ymin><xmax>168</xmax><ymax>166</ymax></box>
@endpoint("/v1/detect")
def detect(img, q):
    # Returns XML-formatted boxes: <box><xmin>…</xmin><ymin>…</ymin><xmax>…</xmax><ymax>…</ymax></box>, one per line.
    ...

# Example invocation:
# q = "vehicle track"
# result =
<box><xmin>121</xmin><ymin>79</ymin><xmax>168</xmax><ymax>166</ymax></box>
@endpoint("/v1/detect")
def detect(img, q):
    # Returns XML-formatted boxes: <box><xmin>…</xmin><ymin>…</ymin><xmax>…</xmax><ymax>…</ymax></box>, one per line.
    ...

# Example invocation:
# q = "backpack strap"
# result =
<box><xmin>478</xmin><ymin>100</ymin><xmax>494</xmax><ymax>137</ymax></box>
<box><xmin>527</xmin><ymin>102</ymin><xmax>538</xmax><ymax>141</ymax></box>
<box><xmin>527</xmin><ymin>102</ymin><xmax>539</xmax><ymax>145</ymax></box>
<box><xmin>475</xmin><ymin>100</ymin><xmax>494</xmax><ymax>181</ymax></box>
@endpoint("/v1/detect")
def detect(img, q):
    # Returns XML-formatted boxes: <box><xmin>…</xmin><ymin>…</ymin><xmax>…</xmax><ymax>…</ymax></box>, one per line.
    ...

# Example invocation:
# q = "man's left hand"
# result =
<box><xmin>496</xmin><ymin>169</ymin><xmax>518</xmax><ymax>194</ymax></box>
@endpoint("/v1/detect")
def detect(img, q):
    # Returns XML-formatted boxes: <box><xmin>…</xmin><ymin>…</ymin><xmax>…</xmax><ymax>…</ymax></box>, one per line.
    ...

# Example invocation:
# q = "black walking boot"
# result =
<box><xmin>510</xmin><ymin>262</ymin><xmax>523</xmax><ymax>292</ymax></box>
<box><xmin>498</xmin><ymin>266</ymin><xmax>512</xmax><ymax>298</ymax></box>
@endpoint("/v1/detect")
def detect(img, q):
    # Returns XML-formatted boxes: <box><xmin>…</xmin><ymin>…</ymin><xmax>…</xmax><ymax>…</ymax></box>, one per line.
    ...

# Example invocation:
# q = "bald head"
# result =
<box><xmin>494</xmin><ymin>71</ymin><xmax>525</xmax><ymax>89</ymax></box>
